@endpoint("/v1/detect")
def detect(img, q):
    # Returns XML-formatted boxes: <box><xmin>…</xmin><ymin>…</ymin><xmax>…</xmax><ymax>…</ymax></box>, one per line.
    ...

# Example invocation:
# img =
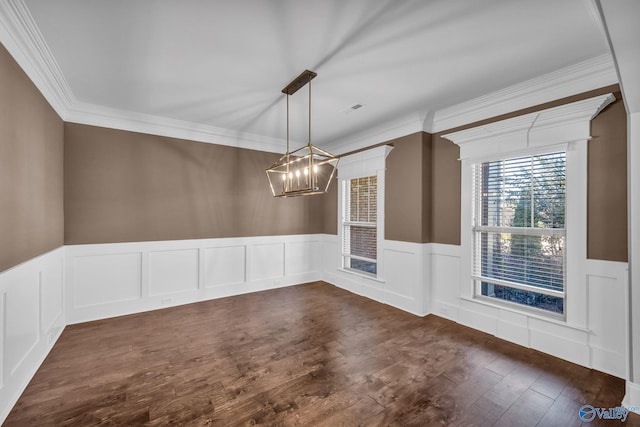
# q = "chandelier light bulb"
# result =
<box><xmin>304</xmin><ymin>168</ymin><xmax>309</xmax><ymax>176</ymax></box>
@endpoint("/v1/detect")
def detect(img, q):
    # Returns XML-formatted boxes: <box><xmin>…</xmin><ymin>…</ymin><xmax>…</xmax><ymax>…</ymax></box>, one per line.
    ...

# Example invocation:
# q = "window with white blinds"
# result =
<box><xmin>342</xmin><ymin>176</ymin><xmax>377</xmax><ymax>275</ymax></box>
<box><xmin>472</xmin><ymin>152</ymin><xmax>566</xmax><ymax>315</ymax></box>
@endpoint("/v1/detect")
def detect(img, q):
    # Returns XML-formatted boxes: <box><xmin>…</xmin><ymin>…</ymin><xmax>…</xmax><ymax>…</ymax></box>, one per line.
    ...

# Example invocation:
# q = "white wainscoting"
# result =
<box><xmin>322</xmin><ymin>235</ymin><xmax>429</xmax><ymax>316</ymax></box>
<box><xmin>0</xmin><ymin>247</ymin><xmax>65</xmax><ymax>424</ymax></box>
<box><xmin>65</xmin><ymin>235</ymin><xmax>323</xmax><ymax>324</ymax></box>
<box><xmin>0</xmin><ymin>234</ymin><xmax>633</xmax><ymax>424</ymax></box>
<box><xmin>427</xmin><ymin>243</ymin><xmax>629</xmax><ymax>379</ymax></box>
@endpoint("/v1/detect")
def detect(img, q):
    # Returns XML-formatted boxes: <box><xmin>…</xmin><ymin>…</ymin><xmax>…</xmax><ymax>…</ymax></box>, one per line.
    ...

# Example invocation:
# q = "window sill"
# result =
<box><xmin>459</xmin><ymin>296</ymin><xmax>589</xmax><ymax>333</ymax></box>
<box><xmin>337</xmin><ymin>268</ymin><xmax>385</xmax><ymax>284</ymax></box>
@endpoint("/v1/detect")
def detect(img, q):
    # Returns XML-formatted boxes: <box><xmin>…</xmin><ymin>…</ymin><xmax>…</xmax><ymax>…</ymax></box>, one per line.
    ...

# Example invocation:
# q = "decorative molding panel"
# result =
<box><xmin>0</xmin><ymin>248</ymin><xmax>65</xmax><ymax>425</ymax></box>
<box><xmin>285</xmin><ymin>241</ymin><xmax>323</xmax><ymax>277</ymax></box>
<box><xmin>247</xmin><ymin>243</ymin><xmax>284</xmax><ymax>282</ymax></box>
<box><xmin>148</xmin><ymin>249</ymin><xmax>199</xmax><ymax>296</ymax></box>
<box><xmin>40</xmin><ymin>263</ymin><xmax>63</xmax><ymax>334</ymax></box>
<box><xmin>65</xmin><ymin>235</ymin><xmax>323</xmax><ymax>324</ymax></box>
<box><xmin>74</xmin><ymin>253</ymin><xmax>142</xmax><ymax>307</ymax></box>
<box><xmin>322</xmin><ymin>235</ymin><xmax>428</xmax><ymax>316</ymax></box>
<box><xmin>5</xmin><ymin>275</ymin><xmax>39</xmax><ymax>376</ymax></box>
<box><xmin>0</xmin><ymin>235</ymin><xmax>633</xmax><ymax>424</ymax></box>
<box><xmin>430</xmin><ymin>54</ymin><xmax>619</xmax><ymax>133</ymax></box>
<box><xmin>427</xmin><ymin>243</ymin><xmax>629</xmax><ymax>379</ymax></box>
<box><xmin>205</xmin><ymin>246</ymin><xmax>246</xmax><ymax>288</ymax></box>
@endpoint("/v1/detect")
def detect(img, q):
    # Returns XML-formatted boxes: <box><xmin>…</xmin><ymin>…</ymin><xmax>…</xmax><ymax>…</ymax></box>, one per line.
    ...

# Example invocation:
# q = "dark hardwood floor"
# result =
<box><xmin>5</xmin><ymin>281</ymin><xmax>639</xmax><ymax>426</ymax></box>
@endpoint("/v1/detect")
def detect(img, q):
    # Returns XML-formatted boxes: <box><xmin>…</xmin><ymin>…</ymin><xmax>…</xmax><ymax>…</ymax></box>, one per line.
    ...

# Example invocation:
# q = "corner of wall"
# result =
<box><xmin>0</xmin><ymin>247</ymin><xmax>66</xmax><ymax>425</ymax></box>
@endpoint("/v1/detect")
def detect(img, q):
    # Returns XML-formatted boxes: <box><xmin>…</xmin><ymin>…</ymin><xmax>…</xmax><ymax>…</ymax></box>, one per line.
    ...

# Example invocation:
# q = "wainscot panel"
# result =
<box><xmin>65</xmin><ymin>235</ymin><xmax>323</xmax><ymax>324</ymax></box>
<box><xmin>322</xmin><ymin>235</ymin><xmax>428</xmax><ymax>316</ymax></box>
<box><xmin>428</xmin><ymin>243</ymin><xmax>629</xmax><ymax>379</ymax></box>
<box><xmin>0</xmin><ymin>248</ymin><xmax>65</xmax><ymax>424</ymax></box>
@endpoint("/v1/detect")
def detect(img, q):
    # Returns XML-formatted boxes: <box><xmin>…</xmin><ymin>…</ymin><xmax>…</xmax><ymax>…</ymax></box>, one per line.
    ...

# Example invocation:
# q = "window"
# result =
<box><xmin>445</xmin><ymin>93</ymin><xmax>613</xmax><ymax>325</ymax></box>
<box><xmin>473</xmin><ymin>152</ymin><xmax>566</xmax><ymax>315</ymax></box>
<box><xmin>342</xmin><ymin>176</ymin><xmax>377</xmax><ymax>275</ymax></box>
<box><xmin>337</xmin><ymin>145</ymin><xmax>390</xmax><ymax>281</ymax></box>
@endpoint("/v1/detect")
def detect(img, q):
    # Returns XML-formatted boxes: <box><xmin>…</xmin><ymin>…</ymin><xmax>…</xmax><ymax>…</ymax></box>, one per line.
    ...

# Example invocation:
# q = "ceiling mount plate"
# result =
<box><xmin>282</xmin><ymin>70</ymin><xmax>317</xmax><ymax>95</ymax></box>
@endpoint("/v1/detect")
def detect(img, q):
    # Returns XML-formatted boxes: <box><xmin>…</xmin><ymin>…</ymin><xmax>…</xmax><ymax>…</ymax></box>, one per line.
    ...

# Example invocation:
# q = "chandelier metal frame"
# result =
<box><xmin>266</xmin><ymin>70</ymin><xmax>339</xmax><ymax>198</ymax></box>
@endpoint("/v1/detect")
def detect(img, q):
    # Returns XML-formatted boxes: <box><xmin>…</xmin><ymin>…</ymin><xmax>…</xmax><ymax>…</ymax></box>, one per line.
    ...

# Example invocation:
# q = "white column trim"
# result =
<box><xmin>628</xmin><ymin>112</ymin><xmax>640</xmax><ymax>384</ymax></box>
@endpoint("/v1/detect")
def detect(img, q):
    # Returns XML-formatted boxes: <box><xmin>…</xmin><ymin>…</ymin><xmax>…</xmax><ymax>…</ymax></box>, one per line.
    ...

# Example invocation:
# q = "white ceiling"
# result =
<box><xmin>16</xmin><ymin>0</ymin><xmax>612</xmax><ymax>152</ymax></box>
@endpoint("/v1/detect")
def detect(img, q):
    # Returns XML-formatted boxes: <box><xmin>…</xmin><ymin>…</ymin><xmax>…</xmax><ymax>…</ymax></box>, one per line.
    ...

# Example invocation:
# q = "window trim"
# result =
<box><xmin>471</xmin><ymin>151</ymin><xmax>568</xmax><ymax>315</ymax></box>
<box><xmin>464</xmin><ymin>143</ymin><xmax>584</xmax><ymax>323</ymax></box>
<box><xmin>337</xmin><ymin>145</ymin><xmax>392</xmax><ymax>281</ymax></box>
<box><xmin>443</xmin><ymin>93</ymin><xmax>615</xmax><ymax>328</ymax></box>
<box><xmin>341</xmin><ymin>177</ymin><xmax>379</xmax><ymax>275</ymax></box>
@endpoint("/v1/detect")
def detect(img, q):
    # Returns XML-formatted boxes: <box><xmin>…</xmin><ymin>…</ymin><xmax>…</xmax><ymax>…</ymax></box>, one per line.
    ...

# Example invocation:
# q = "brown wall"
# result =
<box><xmin>64</xmin><ymin>123</ymin><xmax>328</xmax><ymax>244</ymax></box>
<box><xmin>430</xmin><ymin>134</ymin><xmax>461</xmax><ymax>244</ymax></box>
<box><xmin>2</xmin><ymin>33</ymin><xmax>627</xmax><ymax>264</ymax></box>
<box><xmin>589</xmin><ymin>92</ymin><xmax>627</xmax><ymax>261</ymax></box>
<box><xmin>430</xmin><ymin>84</ymin><xmax>628</xmax><ymax>261</ymax></box>
<box><xmin>319</xmin><ymin>176</ymin><xmax>338</xmax><ymax>234</ymax></box>
<box><xmin>0</xmin><ymin>43</ymin><xmax>64</xmax><ymax>272</ymax></box>
<box><xmin>385</xmin><ymin>132</ymin><xmax>432</xmax><ymax>243</ymax></box>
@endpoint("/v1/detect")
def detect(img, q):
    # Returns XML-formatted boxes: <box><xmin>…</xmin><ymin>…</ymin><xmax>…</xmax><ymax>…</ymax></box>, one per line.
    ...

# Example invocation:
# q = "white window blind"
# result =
<box><xmin>342</xmin><ymin>176</ymin><xmax>377</xmax><ymax>275</ymax></box>
<box><xmin>472</xmin><ymin>152</ymin><xmax>566</xmax><ymax>314</ymax></box>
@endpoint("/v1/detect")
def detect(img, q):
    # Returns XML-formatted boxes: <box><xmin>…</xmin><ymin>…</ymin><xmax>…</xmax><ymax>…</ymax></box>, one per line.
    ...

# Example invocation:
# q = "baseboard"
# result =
<box><xmin>623</xmin><ymin>382</ymin><xmax>640</xmax><ymax>414</ymax></box>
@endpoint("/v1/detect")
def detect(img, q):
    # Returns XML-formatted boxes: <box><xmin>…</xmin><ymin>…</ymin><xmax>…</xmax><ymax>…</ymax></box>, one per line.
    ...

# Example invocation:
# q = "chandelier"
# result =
<box><xmin>266</xmin><ymin>70</ymin><xmax>339</xmax><ymax>197</ymax></box>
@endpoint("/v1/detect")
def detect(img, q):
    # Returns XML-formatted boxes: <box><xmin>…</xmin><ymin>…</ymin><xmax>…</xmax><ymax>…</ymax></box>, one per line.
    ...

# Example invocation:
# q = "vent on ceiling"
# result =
<box><xmin>341</xmin><ymin>103</ymin><xmax>364</xmax><ymax>114</ymax></box>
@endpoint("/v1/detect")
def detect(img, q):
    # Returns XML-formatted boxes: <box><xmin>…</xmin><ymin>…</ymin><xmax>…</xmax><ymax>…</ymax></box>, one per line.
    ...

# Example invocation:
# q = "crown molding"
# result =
<box><xmin>65</xmin><ymin>102</ymin><xmax>290</xmax><ymax>154</ymax></box>
<box><xmin>0</xmin><ymin>0</ymin><xmax>621</xmax><ymax>154</ymax></box>
<box><xmin>0</xmin><ymin>0</ymin><xmax>74</xmax><ymax>116</ymax></box>
<box><xmin>0</xmin><ymin>0</ymin><xmax>290</xmax><ymax>154</ymax></box>
<box><xmin>326</xmin><ymin>112</ymin><xmax>426</xmax><ymax>156</ymax></box>
<box><xmin>443</xmin><ymin>93</ymin><xmax>615</xmax><ymax>160</ymax></box>
<box><xmin>430</xmin><ymin>53</ymin><xmax>619</xmax><ymax>134</ymax></box>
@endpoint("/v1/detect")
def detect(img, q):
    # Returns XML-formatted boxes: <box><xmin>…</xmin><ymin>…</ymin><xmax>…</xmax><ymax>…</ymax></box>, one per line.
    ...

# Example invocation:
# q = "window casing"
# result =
<box><xmin>337</xmin><ymin>145</ymin><xmax>390</xmax><ymax>281</ymax></box>
<box><xmin>342</xmin><ymin>176</ymin><xmax>377</xmax><ymax>275</ymax></box>
<box><xmin>444</xmin><ymin>93</ymin><xmax>614</xmax><ymax>326</ymax></box>
<box><xmin>472</xmin><ymin>152</ymin><xmax>566</xmax><ymax>315</ymax></box>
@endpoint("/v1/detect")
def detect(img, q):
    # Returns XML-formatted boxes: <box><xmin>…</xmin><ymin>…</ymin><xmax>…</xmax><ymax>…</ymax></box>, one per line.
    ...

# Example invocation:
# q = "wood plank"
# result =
<box><xmin>4</xmin><ymin>281</ymin><xmax>639</xmax><ymax>426</ymax></box>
